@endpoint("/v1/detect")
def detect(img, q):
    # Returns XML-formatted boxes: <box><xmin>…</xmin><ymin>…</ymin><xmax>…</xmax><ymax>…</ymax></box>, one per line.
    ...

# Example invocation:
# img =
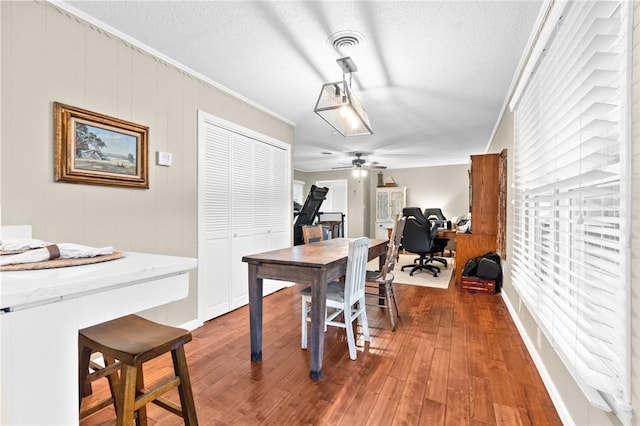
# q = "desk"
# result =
<box><xmin>437</xmin><ymin>229</ymin><xmax>457</xmax><ymax>240</ymax></box>
<box><xmin>318</xmin><ymin>212</ymin><xmax>345</xmax><ymax>238</ymax></box>
<box><xmin>242</xmin><ymin>238</ymin><xmax>388</xmax><ymax>380</ymax></box>
<box><xmin>386</xmin><ymin>228</ymin><xmax>456</xmax><ymax>241</ymax></box>
<box><xmin>1</xmin><ymin>252</ymin><xmax>197</xmax><ymax>425</ymax></box>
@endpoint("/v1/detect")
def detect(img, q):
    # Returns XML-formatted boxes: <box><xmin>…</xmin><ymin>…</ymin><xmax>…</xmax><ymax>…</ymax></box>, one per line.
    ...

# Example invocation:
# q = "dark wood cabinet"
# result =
<box><xmin>469</xmin><ymin>153</ymin><xmax>499</xmax><ymax>235</ymax></box>
<box><xmin>455</xmin><ymin>153</ymin><xmax>503</xmax><ymax>286</ymax></box>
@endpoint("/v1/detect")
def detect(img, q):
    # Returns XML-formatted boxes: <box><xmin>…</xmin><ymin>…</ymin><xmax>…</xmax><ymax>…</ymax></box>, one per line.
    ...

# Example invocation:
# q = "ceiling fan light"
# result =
<box><xmin>351</xmin><ymin>166</ymin><xmax>368</xmax><ymax>178</ymax></box>
<box><xmin>314</xmin><ymin>78</ymin><xmax>373</xmax><ymax>137</ymax></box>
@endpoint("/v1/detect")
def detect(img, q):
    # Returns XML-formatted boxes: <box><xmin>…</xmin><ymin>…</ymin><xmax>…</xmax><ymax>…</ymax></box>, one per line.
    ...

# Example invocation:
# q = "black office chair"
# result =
<box><xmin>400</xmin><ymin>214</ymin><xmax>441</xmax><ymax>277</ymax></box>
<box><xmin>402</xmin><ymin>207</ymin><xmax>429</xmax><ymax>228</ymax></box>
<box><xmin>402</xmin><ymin>207</ymin><xmax>449</xmax><ymax>268</ymax></box>
<box><xmin>423</xmin><ymin>208</ymin><xmax>446</xmax><ymax>221</ymax></box>
<box><xmin>423</xmin><ymin>208</ymin><xmax>450</xmax><ymax>265</ymax></box>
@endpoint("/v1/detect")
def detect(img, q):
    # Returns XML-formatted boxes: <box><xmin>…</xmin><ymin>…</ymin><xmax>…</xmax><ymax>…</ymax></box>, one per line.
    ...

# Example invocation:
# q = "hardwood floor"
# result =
<box><xmin>81</xmin><ymin>275</ymin><xmax>562</xmax><ymax>425</ymax></box>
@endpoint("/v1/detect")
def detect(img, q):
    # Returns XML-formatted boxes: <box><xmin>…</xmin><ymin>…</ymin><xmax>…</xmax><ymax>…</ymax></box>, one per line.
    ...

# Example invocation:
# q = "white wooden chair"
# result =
<box><xmin>365</xmin><ymin>214</ymin><xmax>406</xmax><ymax>330</ymax></box>
<box><xmin>301</xmin><ymin>237</ymin><xmax>370</xmax><ymax>360</ymax></box>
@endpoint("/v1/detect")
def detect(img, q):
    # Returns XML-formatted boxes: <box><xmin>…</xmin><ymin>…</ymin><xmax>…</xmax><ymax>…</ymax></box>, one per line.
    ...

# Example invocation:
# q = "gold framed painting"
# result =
<box><xmin>54</xmin><ymin>102</ymin><xmax>149</xmax><ymax>188</ymax></box>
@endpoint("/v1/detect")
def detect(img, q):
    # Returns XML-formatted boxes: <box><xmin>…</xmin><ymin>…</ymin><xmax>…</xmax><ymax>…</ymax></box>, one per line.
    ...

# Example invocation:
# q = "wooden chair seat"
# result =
<box><xmin>79</xmin><ymin>314</ymin><xmax>198</xmax><ymax>426</ymax></box>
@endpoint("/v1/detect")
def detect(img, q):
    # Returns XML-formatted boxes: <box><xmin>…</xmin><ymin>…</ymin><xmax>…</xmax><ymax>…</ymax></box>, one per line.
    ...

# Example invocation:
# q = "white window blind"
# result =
<box><xmin>510</xmin><ymin>1</ymin><xmax>631</xmax><ymax>424</ymax></box>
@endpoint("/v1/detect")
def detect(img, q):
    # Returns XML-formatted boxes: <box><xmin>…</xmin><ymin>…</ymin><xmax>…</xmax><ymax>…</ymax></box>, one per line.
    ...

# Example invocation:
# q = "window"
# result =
<box><xmin>509</xmin><ymin>1</ymin><xmax>631</xmax><ymax>423</ymax></box>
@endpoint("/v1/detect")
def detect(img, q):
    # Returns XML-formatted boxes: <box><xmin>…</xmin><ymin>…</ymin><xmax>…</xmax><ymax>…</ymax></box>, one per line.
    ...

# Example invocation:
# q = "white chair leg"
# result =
<box><xmin>324</xmin><ymin>306</ymin><xmax>328</xmax><ymax>332</ymax></box>
<box><xmin>345</xmin><ymin>310</ymin><xmax>357</xmax><ymax>360</ymax></box>
<box><xmin>359</xmin><ymin>299</ymin><xmax>370</xmax><ymax>342</ymax></box>
<box><xmin>301</xmin><ymin>295</ymin><xmax>308</xmax><ymax>349</ymax></box>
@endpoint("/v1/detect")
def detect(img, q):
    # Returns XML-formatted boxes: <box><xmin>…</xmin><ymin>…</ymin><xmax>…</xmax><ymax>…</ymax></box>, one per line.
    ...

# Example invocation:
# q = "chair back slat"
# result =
<box><xmin>375</xmin><ymin>214</ymin><xmax>407</xmax><ymax>279</ymax></box>
<box><xmin>384</xmin><ymin>216</ymin><xmax>407</xmax><ymax>274</ymax></box>
<box><xmin>394</xmin><ymin>216</ymin><xmax>406</xmax><ymax>247</ymax></box>
<box><xmin>344</xmin><ymin>237</ymin><xmax>369</xmax><ymax>304</ymax></box>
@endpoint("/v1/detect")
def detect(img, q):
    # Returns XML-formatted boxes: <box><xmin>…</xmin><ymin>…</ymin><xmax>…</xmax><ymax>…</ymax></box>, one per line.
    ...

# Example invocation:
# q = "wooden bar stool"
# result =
<box><xmin>78</xmin><ymin>315</ymin><xmax>198</xmax><ymax>425</ymax></box>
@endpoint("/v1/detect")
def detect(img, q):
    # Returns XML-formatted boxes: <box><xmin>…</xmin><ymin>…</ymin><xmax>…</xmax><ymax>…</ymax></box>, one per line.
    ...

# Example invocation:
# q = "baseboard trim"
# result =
<box><xmin>180</xmin><ymin>318</ymin><xmax>202</xmax><ymax>331</ymax></box>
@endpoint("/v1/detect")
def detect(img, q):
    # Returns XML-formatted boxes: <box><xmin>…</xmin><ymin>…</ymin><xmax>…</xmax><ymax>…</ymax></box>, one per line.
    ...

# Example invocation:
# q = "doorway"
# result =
<box><xmin>316</xmin><ymin>179</ymin><xmax>348</xmax><ymax>237</ymax></box>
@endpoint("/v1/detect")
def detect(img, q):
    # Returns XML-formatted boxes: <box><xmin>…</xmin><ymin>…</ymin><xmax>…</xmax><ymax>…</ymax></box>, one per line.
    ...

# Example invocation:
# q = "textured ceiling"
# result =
<box><xmin>62</xmin><ymin>0</ymin><xmax>542</xmax><ymax>172</ymax></box>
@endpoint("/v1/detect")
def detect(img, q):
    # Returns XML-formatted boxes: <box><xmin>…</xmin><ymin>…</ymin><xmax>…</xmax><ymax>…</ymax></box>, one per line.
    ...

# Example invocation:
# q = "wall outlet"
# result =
<box><xmin>157</xmin><ymin>151</ymin><xmax>173</xmax><ymax>166</ymax></box>
<box><xmin>536</xmin><ymin>327</ymin><xmax>542</xmax><ymax>348</ymax></box>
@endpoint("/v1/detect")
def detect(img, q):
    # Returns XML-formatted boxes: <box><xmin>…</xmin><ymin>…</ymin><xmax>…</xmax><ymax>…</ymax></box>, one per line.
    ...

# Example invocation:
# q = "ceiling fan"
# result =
<box><xmin>332</xmin><ymin>152</ymin><xmax>386</xmax><ymax>177</ymax></box>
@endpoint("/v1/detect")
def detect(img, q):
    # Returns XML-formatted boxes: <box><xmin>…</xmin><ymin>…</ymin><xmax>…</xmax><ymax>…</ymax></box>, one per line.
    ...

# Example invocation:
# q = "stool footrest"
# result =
<box><xmin>87</xmin><ymin>360</ymin><xmax>121</xmax><ymax>383</ymax></box>
<box><xmin>80</xmin><ymin>396</ymin><xmax>116</xmax><ymax>419</ymax></box>
<box><xmin>134</xmin><ymin>376</ymin><xmax>181</xmax><ymax>411</ymax></box>
<box><xmin>152</xmin><ymin>396</ymin><xmax>183</xmax><ymax>417</ymax></box>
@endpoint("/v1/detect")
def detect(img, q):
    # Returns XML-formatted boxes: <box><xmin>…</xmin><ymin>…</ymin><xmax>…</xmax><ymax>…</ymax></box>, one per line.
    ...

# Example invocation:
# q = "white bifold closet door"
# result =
<box><xmin>198</xmin><ymin>111</ymin><xmax>291</xmax><ymax>322</ymax></box>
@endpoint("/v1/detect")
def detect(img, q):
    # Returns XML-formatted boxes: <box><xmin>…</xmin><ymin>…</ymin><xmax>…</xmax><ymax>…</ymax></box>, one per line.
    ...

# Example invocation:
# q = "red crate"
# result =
<box><xmin>461</xmin><ymin>276</ymin><xmax>496</xmax><ymax>294</ymax></box>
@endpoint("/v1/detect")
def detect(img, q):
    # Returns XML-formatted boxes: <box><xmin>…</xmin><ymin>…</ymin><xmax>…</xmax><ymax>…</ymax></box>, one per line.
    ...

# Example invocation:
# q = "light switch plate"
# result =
<box><xmin>157</xmin><ymin>151</ymin><xmax>173</xmax><ymax>166</ymax></box>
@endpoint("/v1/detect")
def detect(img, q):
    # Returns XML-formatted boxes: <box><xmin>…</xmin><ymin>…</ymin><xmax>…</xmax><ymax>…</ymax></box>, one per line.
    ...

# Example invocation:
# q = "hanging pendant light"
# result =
<box><xmin>314</xmin><ymin>57</ymin><xmax>373</xmax><ymax>137</ymax></box>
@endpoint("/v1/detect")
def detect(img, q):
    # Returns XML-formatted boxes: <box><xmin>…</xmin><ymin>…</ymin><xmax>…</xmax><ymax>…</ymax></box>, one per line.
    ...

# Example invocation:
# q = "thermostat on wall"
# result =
<box><xmin>156</xmin><ymin>151</ymin><xmax>173</xmax><ymax>166</ymax></box>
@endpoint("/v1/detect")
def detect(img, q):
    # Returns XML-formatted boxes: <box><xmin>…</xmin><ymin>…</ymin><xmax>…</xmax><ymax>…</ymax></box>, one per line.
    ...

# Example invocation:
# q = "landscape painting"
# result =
<box><xmin>54</xmin><ymin>102</ymin><xmax>149</xmax><ymax>188</ymax></box>
<box><xmin>73</xmin><ymin>122</ymin><xmax>138</xmax><ymax>176</ymax></box>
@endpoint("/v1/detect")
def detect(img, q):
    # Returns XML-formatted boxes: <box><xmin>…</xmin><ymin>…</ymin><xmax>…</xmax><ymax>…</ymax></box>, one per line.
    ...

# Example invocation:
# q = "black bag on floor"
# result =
<box><xmin>462</xmin><ymin>258</ymin><xmax>478</xmax><ymax>277</ymax></box>
<box><xmin>481</xmin><ymin>252</ymin><xmax>501</xmax><ymax>267</ymax></box>
<box><xmin>476</xmin><ymin>258</ymin><xmax>501</xmax><ymax>281</ymax></box>
<box><xmin>462</xmin><ymin>252</ymin><xmax>503</xmax><ymax>292</ymax></box>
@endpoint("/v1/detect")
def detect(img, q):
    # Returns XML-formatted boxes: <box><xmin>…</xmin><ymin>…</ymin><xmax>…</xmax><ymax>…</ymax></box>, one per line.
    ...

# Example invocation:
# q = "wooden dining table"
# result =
<box><xmin>242</xmin><ymin>237</ymin><xmax>388</xmax><ymax>380</ymax></box>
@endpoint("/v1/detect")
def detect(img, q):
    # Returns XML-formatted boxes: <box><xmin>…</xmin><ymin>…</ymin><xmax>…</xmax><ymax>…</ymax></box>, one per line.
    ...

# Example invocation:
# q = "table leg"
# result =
<box><xmin>309</xmin><ymin>269</ymin><xmax>328</xmax><ymax>380</ymax></box>
<box><xmin>379</xmin><ymin>251</ymin><xmax>386</xmax><ymax>270</ymax></box>
<box><xmin>248</xmin><ymin>263</ymin><xmax>263</xmax><ymax>362</ymax></box>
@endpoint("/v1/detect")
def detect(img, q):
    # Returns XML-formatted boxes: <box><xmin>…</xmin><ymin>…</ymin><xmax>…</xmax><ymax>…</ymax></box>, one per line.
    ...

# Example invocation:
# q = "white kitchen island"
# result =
<box><xmin>0</xmin><ymin>251</ymin><xmax>197</xmax><ymax>425</ymax></box>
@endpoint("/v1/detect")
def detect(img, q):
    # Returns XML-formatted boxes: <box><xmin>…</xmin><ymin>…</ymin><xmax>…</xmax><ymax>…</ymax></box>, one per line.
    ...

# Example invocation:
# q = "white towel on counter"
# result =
<box><xmin>0</xmin><ymin>243</ymin><xmax>114</xmax><ymax>266</ymax></box>
<box><xmin>56</xmin><ymin>243</ymin><xmax>114</xmax><ymax>259</ymax></box>
<box><xmin>0</xmin><ymin>238</ymin><xmax>50</xmax><ymax>251</ymax></box>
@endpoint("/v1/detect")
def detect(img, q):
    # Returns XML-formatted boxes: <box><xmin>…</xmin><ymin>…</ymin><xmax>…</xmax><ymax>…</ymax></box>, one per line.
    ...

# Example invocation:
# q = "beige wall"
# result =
<box><xmin>486</xmin><ymin>4</ymin><xmax>639</xmax><ymax>425</ymax></box>
<box><xmin>296</xmin><ymin>163</ymin><xmax>469</xmax><ymax>238</ymax></box>
<box><xmin>293</xmin><ymin>169</ymin><xmax>307</xmax><ymax>185</ymax></box>
<box><xmin>0</xmin><ymin>1</ymin><xmax>294</xmax><ymax>326</ymax></box>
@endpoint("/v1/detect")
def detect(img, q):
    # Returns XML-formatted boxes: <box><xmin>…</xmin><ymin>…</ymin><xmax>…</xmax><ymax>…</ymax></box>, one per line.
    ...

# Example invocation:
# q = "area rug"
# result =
<box><xmin>367</xmin><ymin>254</ymin><xmax>453</xmax><ymax>289</ymax></box>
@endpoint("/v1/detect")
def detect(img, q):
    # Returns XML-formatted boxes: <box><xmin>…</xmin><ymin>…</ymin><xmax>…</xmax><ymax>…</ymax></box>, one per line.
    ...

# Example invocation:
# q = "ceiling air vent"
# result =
<box><xmin>327</xmin><ymin>30</ymin><xmax>365</xmax><ymax>54</ymax></box>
